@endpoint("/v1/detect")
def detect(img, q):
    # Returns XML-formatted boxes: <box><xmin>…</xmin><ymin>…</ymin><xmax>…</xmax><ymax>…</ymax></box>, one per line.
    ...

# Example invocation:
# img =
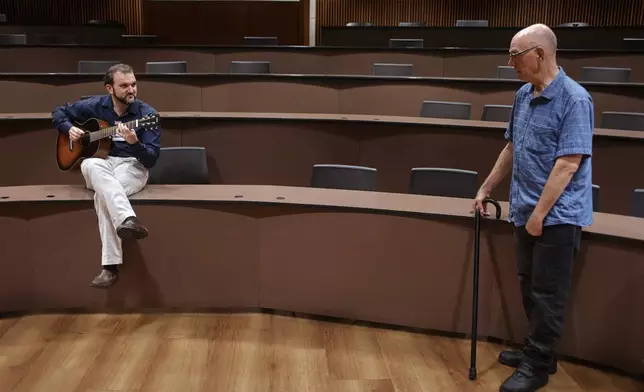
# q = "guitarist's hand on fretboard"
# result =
<box><xmin>115</xmin><ymin>123</ymin><xmax>139</xmax><ymax>145</ymax></box>
<box><xmin>69</xmin><ymin>126</ymin><xmax>84</xmax><ymax>141</ymax></box>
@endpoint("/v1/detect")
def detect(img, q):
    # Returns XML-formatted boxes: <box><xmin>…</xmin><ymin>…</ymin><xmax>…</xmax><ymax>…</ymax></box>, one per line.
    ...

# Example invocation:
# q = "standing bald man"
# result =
<box><xmin>474</xmin><ymin>24</ymin><xmax>594</xmax><ymax>392</ymax></box>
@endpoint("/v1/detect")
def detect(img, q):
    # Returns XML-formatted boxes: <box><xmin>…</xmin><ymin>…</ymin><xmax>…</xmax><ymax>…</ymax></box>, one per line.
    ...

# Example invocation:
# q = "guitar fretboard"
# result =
<box><xmin>89</xmin><ymin>119</ymin><xmax>141</xmax><ymax>143</ymax></box>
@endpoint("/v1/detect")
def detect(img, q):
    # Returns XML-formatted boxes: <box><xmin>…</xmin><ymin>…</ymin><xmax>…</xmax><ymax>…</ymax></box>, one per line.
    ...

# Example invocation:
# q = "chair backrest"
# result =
<box><xmin>373</xmin><ymin>63</ymin><xmax>413</xmax><ymax>77</ymax></box>
<box><xmin>229</xmin><ymin>61</ymin><xmax>271</xmax><ymax>74</ymax></box>
<box><xmin>558</xmin><ymin>22</ymin><xmax>589</xmax><ymax>27</ymax></box>
<box><xmin>600</xmin><ymin>112</ymin><xmax>644</xmax><ymax>131</ymax></box>
<box><xmin>0</xmin><ymin>14</ymin><xmax>6</xmax><ymax>22</ymax></box>
<box><xmin>420</xmin><ymin>100</ymin><xmax>471</xmax><ymax>120</ymax></box>
<box><xmin>389</xmin><ymin>38</ymin><xmax>424</xmax><ymax>48</ymax></box>
<box><xmin>0</xmin><ymin>34</ymin><xmax>26</xmax><ymax>45</ymax></box>
<box><xmin>148</xmin><ymin>147</ymin><xmax>210</xmax><ymax>185</ymax></box>
<box><xmin>409</xmin><ymin>168</ymin><xmax>478</xmax><ymax>198</ymax></box>
<box><xmin>398</xmin><ymin>21</ymin><xmax>425</xmax><ymax>27</ymax></box>
<box><xmin>592</xmin><ymin>184</ymin><xmax>600</xmax><ymax>212</ymax></box>
<box><xmin>146</xmin><ymin>61</ymin><xmax>188</xmax><ymax>74</ymax></box>
<box><xmin>243</xmin><ymin>36</ymin><xmax>278</xmax><ymax>46</ymax></box>
<box><xmin>346</xmin><ymin>22</ymin><xmax>374</xmax><ymax>27</ymax></box>
<box><xmin>497</xmin><ymin>66</ymin><xmax>518</xmax><ymax>79</ymax></box>
<box><xmin>482</xmin><ymin>104</ymin><xmax>513</xmax><ymax>122</ymax></box>
<box><xmin>456</xmin><ymin>20</ymin><xmax>488</xmax><ymax>27</ymax></box>
<box><xmin>311</xmin><ymin>164</ymin><xmax>377</xmax><ymax>191</ymax></box>
<box><xmin>580</xmin><ymin>67</ymin><xmax>631</xmax><ymax>83</ymax></box>
<box><xmin>633</xmin><ymin>189</ymin><xmax>644</xmax><ymax>218</ymax></box>
<box><xmin>89</xmin><ymin>19</ymin><xmax>122</xmax><ymax>25</ymax></box>
<box><xmin>78</xmin><ymin>60</ymin><xmax>120</xmax><ymax>74</ymax></box>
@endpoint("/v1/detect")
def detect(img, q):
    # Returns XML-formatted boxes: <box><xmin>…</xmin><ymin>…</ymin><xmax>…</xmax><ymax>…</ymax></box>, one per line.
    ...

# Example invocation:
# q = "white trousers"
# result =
<box><xmin>81</xmin><ymin>156</ymin><xmax>149</xmax><ymax>266</ymax></box>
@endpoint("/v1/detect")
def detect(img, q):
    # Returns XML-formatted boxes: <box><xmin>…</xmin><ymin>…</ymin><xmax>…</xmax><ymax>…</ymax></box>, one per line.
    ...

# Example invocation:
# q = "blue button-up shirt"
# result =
<box><xmin>52</xmin><ymin>95</ymin><xmax>162</xmax><ymax>169</ymax></box>
<box><xmin>504</xmin><ymin>68</ymin><xmax>594</xmax><ymax>228</ymax></box>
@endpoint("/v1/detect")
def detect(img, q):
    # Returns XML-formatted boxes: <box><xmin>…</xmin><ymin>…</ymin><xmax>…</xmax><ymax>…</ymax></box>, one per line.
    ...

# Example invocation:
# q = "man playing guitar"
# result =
<box><xmin>52</xmin><ymin>63</ymin><xmax>162</xmax><ymax>288</ymax></box>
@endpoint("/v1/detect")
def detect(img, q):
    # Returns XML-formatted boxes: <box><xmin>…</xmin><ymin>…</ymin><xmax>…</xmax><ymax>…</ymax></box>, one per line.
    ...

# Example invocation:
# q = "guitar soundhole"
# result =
<box><xmin>46</xmin><ymin>195</ymin><xmax>55</xmax><ymax>198</ymax></box>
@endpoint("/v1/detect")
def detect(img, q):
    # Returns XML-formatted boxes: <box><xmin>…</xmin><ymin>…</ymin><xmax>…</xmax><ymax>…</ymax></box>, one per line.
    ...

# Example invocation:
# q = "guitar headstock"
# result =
<box><xmin>138</xmin><ymin>114</ymin><xmax>161</xmax><ymax>130</ymax></box>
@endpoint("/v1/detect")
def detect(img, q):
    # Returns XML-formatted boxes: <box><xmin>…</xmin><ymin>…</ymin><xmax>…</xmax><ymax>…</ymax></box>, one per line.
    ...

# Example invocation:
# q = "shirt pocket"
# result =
<box><xmin>523</xmin><ymin>124</ymin><xmax>557</xmax><ymax>156</ymax></box>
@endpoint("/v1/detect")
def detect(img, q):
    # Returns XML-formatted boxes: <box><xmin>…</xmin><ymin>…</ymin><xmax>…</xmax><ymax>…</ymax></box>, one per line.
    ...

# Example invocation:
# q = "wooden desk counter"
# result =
<box><xmin>319</xmin><ymin>25</ymin><xmax>644</xmax><ymax>50</ymax></box>
<box><xmin>1</xmin><ymin>44</ymin><xmax>643</xmax><ymax>82</ymax></box>
<box><xmin>1</xmin><ymin>112</ymin><xmax>642</xmax><ymax>217</ymax></box>
<box><xmin>0</xmin><ymin>184</ymin><xmax>643</xmax><ymax>376</ymax></box>
<box><xmin>1</xmin><ymin>73</ymin><xmax>643</xmax><ymax>126</ymax></box>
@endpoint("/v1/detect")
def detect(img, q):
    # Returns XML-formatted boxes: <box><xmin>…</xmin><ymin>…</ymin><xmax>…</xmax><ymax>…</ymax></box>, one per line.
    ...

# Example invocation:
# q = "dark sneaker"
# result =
<box><xmin>499</xmin><ymin>348</ymin><xmax>557</xmax><ymax>374</ymax></box>
<box><xmin>500</xmin><ymin>361</ymin><xmax>549</xmax><ymax>392</ymax></box>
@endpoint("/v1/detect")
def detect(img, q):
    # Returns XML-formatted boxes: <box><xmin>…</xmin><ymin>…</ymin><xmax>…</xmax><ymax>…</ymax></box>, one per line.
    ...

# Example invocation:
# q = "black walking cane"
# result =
<box><xmin>469</xmin><ymin>197</ymin><xmax>501</xmax><ymax>380</ymax></box>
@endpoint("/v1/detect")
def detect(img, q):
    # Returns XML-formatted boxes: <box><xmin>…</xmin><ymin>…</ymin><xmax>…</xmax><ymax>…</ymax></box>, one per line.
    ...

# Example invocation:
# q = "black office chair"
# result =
<box><xmin>311</xmin><ymin>164</ymin><xmax>377</xmax><ymax>191</ymax></box>
<box><xmin>0</xmin><ymin>34</ymin><xmax>26</xmax><ymax>45</ymax></box>
<box><xmin>243</xmin><ymin>36</ymin><xmax>279</xmax><ymax>46</ymax></box>
<box><xmin>420</xmin><ymin>101</ymin><xmax>471</xmax><ymax>120</ymax></box>
<box><xmin>633</xmin><ymin>189</ymin><xmax>644</xmax><ymax>218</ymax></box>
<box><xmin>497</xmin><ymin>66</ymin><xmax>519</xmax><ymax>79</ymax></box>
<box><xmin>482</xmin><ymin>105</ymin><xmax>513</xmax><ymax>122</ymax></box>
<box><xmin>558</xmin><ymin>22</ymin><xmax>589</xmax><ymax>27</ymax></box>
<box><xmin>0</xmin><ymin>14</ymin><xmax>6</xmax><ymax>23</ymax></box>
<box><xmin>148</xmin><ymin>147</ymin><xmax>210</xmax><ymax>185</ymax></box>
<box><xmin>592</xmin><ymin>184</ymin><xmax>600</xmax><ymax>212</ymax></box>
<box><xmin>580</xmin><ymin>67</ymin><xmax>631</xmax><ymax>83</ymax></box>
<box><xmin>78</xmin><ymin>61</ymin><xmax>120</xmax><ymax>74</ymax></box>
<box><xmin>456</xmin><ymin>20</ymin><xmax>489</xmax><ymax>27</ymax></box>
<box><xmin>229</xmin><ymin>61</ymin><xmax>271</xmax><ymax>74</ymax></box>
<box><xmin>389</xmin><ymin>39</ymin><xmax>424</xmax><ymax>48</ymax></box>
<box><xmin>399</xmin><ymin>22</ymin><xmax>425</xmax><ymax>27</ymax></box>
<box><xmin>373</xmin><ymin>63</ymin><xmax>414</xmax><ymax>77</ymax></box>
<box><xmin>346</xmin><ymin>22</ymin><xmax>374</xmax><ymax>27</ymax></box>
<box><xmin>89</xmin><ymin>19</ymin><xmax>122</xmax><ymax>26</ymax></box>
<box><xmin>146</xmin><ymin>61</ymin><xmax>188</xmax><ymax>74</ymax></box>
<box><xmin>600</xmin><ymin>112</ymin><xmax>644</xmax><ymax>131</ymax></box>
<box><xmin>409</xmin><ymin>168</ymin><xmax>478</xmax><ymax>199</ymax></box>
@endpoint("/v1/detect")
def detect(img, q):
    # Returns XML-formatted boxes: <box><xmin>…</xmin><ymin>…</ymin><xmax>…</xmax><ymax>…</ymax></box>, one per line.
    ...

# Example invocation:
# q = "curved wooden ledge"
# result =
<box><xmin>2</xmin><ymin>112</ymin><xmax>643</xmax><ymax>141</ymax></box>
<box><xmin>1</xmin><ymin>184</ymin><xmax>643</xmax><ymax>242</ymax></box>
<box><xmin>1</xmin><ymin>184</ymin><xmax>643</xmax><ymax>376</ymax></box>
<box><xmin>3</xmin><ymin>43</ymin><xmax>644</xmax><ymax>53</ymax></box>
<box><xmin>2</xmin><ymin>72</ymin><xmax>644</xmax><ymax>87</ymax></box>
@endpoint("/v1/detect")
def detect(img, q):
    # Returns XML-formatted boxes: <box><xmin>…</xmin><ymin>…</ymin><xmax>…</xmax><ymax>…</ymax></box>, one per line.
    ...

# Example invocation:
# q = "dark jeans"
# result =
<box><xmin>514</xmin><ymin>223</ymin><xmax>582</xmax><ymax>368</ymax></box>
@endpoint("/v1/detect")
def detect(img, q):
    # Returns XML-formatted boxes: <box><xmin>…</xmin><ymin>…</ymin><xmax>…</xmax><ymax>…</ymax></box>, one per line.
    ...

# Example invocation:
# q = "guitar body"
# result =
<box><xmin>56</xmin><ymin>118</ymin><xmax>112</xmax><ymax>171</ymax></box>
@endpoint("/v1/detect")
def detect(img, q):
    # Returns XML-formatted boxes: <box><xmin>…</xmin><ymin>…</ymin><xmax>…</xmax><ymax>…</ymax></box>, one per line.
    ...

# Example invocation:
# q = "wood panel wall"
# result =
<box><xmin>143</xmin><ymin>0</ymin><xmax>303</xmax><ymax>45</ymax></box>
<box><xmin>0</xmin><ymin>0</ymin><xmax>144</xmax><ymax>34</ymax></box>
<box><xmin>317</xmin><ymin>0</ymin><xmax>644</xmax><ymax>32</ymax></box>
<box><xmin>0</xmin><ymin>0</ymin><xmax>306</xmax><ymax>45</ymax></box>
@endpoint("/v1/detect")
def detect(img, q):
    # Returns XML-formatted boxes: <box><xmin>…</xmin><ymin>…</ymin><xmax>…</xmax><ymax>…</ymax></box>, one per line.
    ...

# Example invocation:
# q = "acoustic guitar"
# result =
<box><xmin>56</xmin><ymin>114</ymin><xmax>160</xmax><ymax>171</ymax></box>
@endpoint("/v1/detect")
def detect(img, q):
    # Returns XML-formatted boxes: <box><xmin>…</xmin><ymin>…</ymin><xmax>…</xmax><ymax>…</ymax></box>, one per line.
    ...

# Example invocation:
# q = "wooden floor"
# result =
<box><xmin>0</xmin><ymin>313</ymin><xmax>641</xmax><ymax>392</ymax></box>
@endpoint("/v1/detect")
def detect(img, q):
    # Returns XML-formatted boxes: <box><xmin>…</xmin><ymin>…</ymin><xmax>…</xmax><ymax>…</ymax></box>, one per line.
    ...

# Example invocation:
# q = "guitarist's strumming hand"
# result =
<box><xmin>68</xmin><ymin>126</ymin><xmax>84</xmax><ymax>142</ymax></box>
<box><xmin>116</xmin><ymin>123</ymin><xmax>139</xmax><ymax>145</ymax></box>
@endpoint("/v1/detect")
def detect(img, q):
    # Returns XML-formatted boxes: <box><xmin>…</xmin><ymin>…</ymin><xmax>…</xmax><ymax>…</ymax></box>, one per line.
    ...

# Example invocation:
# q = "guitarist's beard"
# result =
<box><xmin>114</xmin><ymin>92</ymin><xmax>136</xmax><ymax>106</ymax></box>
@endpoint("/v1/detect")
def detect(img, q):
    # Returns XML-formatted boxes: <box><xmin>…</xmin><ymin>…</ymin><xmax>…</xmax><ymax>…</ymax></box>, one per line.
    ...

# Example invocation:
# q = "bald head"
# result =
<box><xmin>507</xmin><ymin>24</ymin><xmax>560</xmax><ymax>87</ymax></box>
<box><xmin>512</xmin><ymin>23</ymin><xmax>558</xmax><ymax>56</ymax></box>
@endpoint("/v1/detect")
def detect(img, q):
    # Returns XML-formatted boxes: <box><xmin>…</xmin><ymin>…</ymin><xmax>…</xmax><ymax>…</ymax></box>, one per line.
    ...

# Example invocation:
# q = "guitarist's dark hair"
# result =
<box><xmin>103</xmin><ymin>63</ymin><xmax>134</xmax><ymax>86</ymax></box>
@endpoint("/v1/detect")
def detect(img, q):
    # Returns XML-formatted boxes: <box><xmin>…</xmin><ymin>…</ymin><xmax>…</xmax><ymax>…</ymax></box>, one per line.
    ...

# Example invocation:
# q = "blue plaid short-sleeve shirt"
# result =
<box><xmin>504</xmin><ymin>67</ymin><xmax>594</xmax><ymax>228</ymax></box>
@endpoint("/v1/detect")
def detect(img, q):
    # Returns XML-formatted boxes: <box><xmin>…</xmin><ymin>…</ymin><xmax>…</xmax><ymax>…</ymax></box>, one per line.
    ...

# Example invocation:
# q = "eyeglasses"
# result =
<box><xmin>508</xmin><ymin>45</ymin><xmax>539</xmax><ymax>58</ymax></box>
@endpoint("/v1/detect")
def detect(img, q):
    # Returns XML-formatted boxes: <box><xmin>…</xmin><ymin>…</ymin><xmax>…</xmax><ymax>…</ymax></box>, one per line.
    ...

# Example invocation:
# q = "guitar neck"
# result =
<box><xmin>88</xmin><ymin>119</ymin><xmax>140</xmax><ymax>142</ymax></box>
